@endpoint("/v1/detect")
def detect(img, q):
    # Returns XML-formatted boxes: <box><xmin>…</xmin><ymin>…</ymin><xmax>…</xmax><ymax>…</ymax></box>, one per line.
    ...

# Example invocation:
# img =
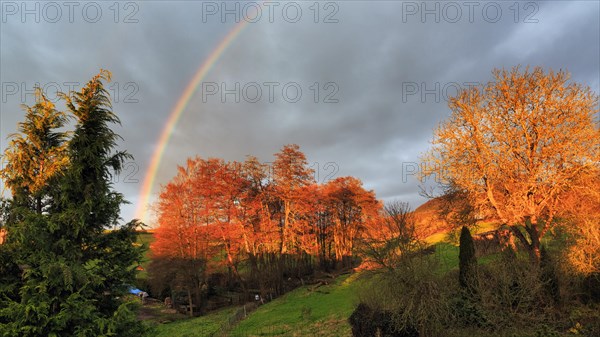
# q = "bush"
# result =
<box><xmin>349</xmin><ymin>303</ymin><xmax>418</xmax><ymax>337</ymax></box>
<box><xmin>349</xmin><ymin>303</ymin><xmax>377</xmax><ymax>337</ymax></box>
<box><xmin>540</xmin><ymin>246</ymin><xmax>560</xmax><ymax>305</ymax></box>
<box><xmin>358</xmin><ymin>256</ymin><xmax>451</xmax><ymax>336</ymax></box>
<box><xmin>448</xmin><ymin>292</ymin><xmax>488</xmax><ymax>328</ymax></box>
<box><xmin>581</xmin><ymin>273</ymin><xmax>600</xmax><ymax>304</ymax></box>
<box><xmin>473</xmin><ymin>252</ymin><xmax>556</xmax><ymax>329</ymax></box>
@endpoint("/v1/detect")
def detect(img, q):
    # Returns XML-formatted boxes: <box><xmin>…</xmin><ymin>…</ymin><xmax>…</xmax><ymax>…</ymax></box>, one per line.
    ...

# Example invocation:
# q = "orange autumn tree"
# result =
<box><xmin>151</xmin><ymin>155</ymin><xmax>277</xmax><ymax>302</ymax></box>
<box><xmin>236</xmin><ymin>156</ymin><xmax>283</xmax><ymax>295</ymax></box>
<box><xmin>238</xmin><ymin>156</ymin><xmax>280</xmax><ymax>256</ymax></box>
<box><xmin>151</xmin><ymin>159</ymin><xmax>214</xmax><ymax>316</ymax></box>
<box><xmin>197</xmin><ymin>159</ymin><xmax>247</xmax><ymax>288</ymax></box>
<box><xmin>152</xmin><ymin>159</ymin><xmax>213</xmax><ymax>261</ymax></box>
<box><xmin>322</xmin><ymin>177</ymin><xmax>381</xmax><ymax>266</ymax></box>
<box><xmin>152</xmin><ymin>158</ymin><xmax>248</xmax><ymax>278</ymax></box>
<box><xmin>272</xmin><ymin>144</ymin><xmax>315</xmax><ymax>254</ymax></box>
<box><xmin>422</xmin><ymin>66</ymin><xmax>600</xmax><ymax>261</ymax></box>
<box><xmin>562</xmin><ymin>173</ymin><xmax>600</xmax><ymax>274</ymax></box>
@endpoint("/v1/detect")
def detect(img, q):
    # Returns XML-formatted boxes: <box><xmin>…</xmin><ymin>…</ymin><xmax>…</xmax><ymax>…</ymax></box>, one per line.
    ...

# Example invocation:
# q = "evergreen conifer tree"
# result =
<box><xmin>459</xmin><ymin>226</ymin><xmax>478</xmax><ymax>291</ymax></box>
<box><xmin>0</xmin><ymin>71</ymin><xmax>144</xmax><ymax>336</ymax></box>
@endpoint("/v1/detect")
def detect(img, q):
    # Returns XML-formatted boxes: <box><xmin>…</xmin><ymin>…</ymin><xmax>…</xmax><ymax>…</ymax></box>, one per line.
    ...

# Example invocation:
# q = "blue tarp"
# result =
<box><xmin>128</xmin><ymin>287</ymin><xmax>143</xmax><ymax>295</ymax></box>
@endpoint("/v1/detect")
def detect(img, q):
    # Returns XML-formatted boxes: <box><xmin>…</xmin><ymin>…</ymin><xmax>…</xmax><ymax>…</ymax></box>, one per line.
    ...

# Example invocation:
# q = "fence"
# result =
<box><xmin>210</xmin><ymin>302</ymin><xmax>258</xmax><ymax>337</ymax></box>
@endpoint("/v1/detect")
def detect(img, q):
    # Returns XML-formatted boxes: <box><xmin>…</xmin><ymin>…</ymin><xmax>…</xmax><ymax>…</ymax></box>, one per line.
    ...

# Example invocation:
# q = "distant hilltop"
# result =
<box><xmin>412</xmin><ymin>198</ymin><xmax>454</xmax><ymax>240</ymax></box>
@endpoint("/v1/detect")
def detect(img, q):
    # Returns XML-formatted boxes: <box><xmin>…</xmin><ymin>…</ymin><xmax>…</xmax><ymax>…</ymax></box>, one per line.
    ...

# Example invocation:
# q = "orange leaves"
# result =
<box><xmin>272</xmin><ymin>144</ymin><xmax>316</xmax><ymax>254</ymax></box>
<box><xmin>321</xmin><ymin>177</ymin><xmax>382</xmax><ymax>260</ymax></box>
<box><xmin>151</xmin><ymin>158</ymin><xmax>245</xmax><ymax>263</ymax></box>
<box><xmin>151</xmin><ymin>144</ymin><xmax>385</xmax><ymax>268</ymax></box>
<box><xmin>423</xmin><ymin>66</ymin><xmax>600</xmax><ymax>259</ymax></box>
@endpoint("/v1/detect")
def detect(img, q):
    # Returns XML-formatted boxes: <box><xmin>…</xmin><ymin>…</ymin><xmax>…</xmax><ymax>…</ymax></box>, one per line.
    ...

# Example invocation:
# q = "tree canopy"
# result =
<box><xmin>423</xmin><ymin>66</ymin><xmax>600</xmax><ymax>260</ymax></box>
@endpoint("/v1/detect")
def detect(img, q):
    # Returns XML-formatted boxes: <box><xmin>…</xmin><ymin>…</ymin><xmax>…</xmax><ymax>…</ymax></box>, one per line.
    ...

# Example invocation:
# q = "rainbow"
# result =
<box><xmin>134</xmin><ymin>19</ymin><xmax>251</xmax><ymax>225</ymax></box>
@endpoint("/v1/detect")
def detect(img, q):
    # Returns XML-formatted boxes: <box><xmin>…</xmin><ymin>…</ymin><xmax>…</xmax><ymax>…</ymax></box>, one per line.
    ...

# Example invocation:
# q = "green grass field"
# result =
<box><xmin>230</xmin><ymin>273</ymin><xmax>361</xmax><ymax>337</ymax></box>
<box><xmin>146</xmin><ymin>306</ymin><xmax>240</xmax><ymax>337</ymax></box>
<box><xmin>142</xmin><ymin>273</ymin><xmax>362</xmax><ymax>337</ymax></box>
<box><xmin>135</xmin><ymin>231</ymin><xmax>155</xmax><ymax>280</ymax></box>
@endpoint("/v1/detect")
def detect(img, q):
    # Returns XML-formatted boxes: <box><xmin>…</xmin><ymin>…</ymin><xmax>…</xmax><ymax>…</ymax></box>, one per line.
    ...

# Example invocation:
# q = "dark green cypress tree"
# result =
<box><xmin>459</xmin><ymin>226</ymin><xmax>478</xmax><ymax>290</ymax></box>
<box><xmin>0</xmin><ymin>71</ymin><xmax>144</xmax><ymax>336</ymax></box>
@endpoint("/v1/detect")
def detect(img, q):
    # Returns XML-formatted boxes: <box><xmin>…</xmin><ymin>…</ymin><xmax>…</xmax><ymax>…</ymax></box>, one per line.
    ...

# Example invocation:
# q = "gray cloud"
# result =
<box><xmin>1</xmin><ymin>1</ymin><xmax>598</xmax><ymax>225</ymax></box>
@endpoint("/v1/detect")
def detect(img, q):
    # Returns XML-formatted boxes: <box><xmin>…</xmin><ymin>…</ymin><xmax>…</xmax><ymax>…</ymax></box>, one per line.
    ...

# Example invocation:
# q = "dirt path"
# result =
<box><xmin>136</xmin><ymin>299</ymin><xmax>186</xmax><ymax>323</ymax></box>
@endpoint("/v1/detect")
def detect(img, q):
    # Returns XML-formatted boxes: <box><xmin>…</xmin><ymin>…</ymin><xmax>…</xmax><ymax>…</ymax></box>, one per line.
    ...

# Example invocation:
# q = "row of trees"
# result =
<box><xmin>0</xmin><ymin>71</ymin><xmax>144</xmax><ymax>336</ymax></box>
<box><xmin>149</xmin><ymin>146</ymin><xmax>383</xmax><ymax>312</ymax></box>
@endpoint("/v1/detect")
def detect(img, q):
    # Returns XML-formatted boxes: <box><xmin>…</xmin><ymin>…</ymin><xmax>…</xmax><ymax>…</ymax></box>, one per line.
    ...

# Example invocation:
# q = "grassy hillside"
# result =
<box><xmin>136</xmin><ymin>231</ymin><xmax>155</xmax><ymax>280</ymax></box>
<box><xmin>143</xmin><ymin>239</ymin><xmax>465</xmax><ymax>337</ymax></box>
<box><xmin>227</xmin><ymin>225</ymin><xmax>465</xmax><ymax>336</ymax></box>
<box><xmin>146</xmin><ymin>306</ymin><xmax>240</xmax><ymax>337</ymax></box>
<box><xmin>412</xmin><ymin>197</ymin><xmax>454</xmax><ymax>239</ymax></box>
<box><xmin>145</xmin><ymin>274</ymin><xmax>361</xmax><ymax>337</ymax></box>
<box><xmin>230</xmin><ymin>273</ymin><xmax>361</xmax><ymax>337</ymax></box>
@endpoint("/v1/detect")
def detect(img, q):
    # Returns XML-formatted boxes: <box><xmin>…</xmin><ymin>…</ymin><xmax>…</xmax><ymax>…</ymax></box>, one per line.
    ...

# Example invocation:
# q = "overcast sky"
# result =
<box><xmin>1</xmin><ymin>1</ymin><xmax>599</xmax><ymax>227</ymax></box>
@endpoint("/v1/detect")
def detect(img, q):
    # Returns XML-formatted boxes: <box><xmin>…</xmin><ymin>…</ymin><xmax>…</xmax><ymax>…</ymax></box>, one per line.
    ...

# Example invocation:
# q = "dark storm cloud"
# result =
<box><xmin>1</xmin><ymin>1</ymin><xmax>598</xmax><ymax>224</ymax></box>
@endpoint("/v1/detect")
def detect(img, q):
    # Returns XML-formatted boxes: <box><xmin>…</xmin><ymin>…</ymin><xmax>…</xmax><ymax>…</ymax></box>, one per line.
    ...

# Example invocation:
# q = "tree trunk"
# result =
<box><xmin>509</xmin><ymin>224</ymin><xmax>541</xmax><ymax>263</ymax></box>
<box><xmin>227</xmin><ymin>252</ymin><xmax>247</xmax><ymax>295</ymax></box>
<box><xmin>187</xmin><ymin>288</ymin><xmax>194</xmax><ymax>317</ymax></box>
<box><xmin>36</xmin><ymin>196</ymin><xmax>42</xmax><ymax>214</ymax></box>
<box><xmin>281</xmin><ymin>201</ymin><xmax>290</xmax><ymax>254</ymax></box>
<box><xmin>524</xmin><ymin>223</ymin><xmax>541</xmax><ymax>262</ymax></box>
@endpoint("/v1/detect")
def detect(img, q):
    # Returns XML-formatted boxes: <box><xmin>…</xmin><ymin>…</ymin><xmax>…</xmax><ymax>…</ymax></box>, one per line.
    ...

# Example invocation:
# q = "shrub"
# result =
<box><xmin>349</xmin><ymin>303</ymin><xmax>377</xmax><ymax>337</ymax></box>
<box><xmin>349</xmin><ymin>303</ymin><xmax>419</xmax><ymax>337</ymax></box>
<box><xmin>474</xmin><ymin>253</ymin><xmax>554</xmax><ymax>329</ymax></box>
<box><xmin>581</xmin><ymin>273</ymin><xmax>600</xmax><ymax>304</ymax></box>
<box><xmin>540</xmin><ymin>246</ymin><xmax>560</xmax><ymax>304</ymax></box>
<box><xmin>358</xmin><ymin>256</ymin><xmax>451</xmax><ymax>336</ymax></box>
<box><xmin>448</xmin><ymin>292</ymin><xmax>488</xmax><ymax>328</ymax></box>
